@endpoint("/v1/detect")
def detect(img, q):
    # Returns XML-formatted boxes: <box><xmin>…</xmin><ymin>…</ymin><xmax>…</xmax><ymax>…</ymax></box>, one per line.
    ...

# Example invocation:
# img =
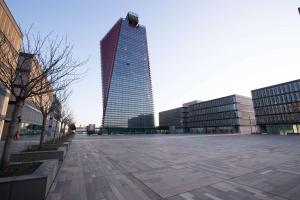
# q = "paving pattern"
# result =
<box><xmin>47</xmin><ymin>134</ymin><xmax>300</xmax><ymax>200</ymax></box>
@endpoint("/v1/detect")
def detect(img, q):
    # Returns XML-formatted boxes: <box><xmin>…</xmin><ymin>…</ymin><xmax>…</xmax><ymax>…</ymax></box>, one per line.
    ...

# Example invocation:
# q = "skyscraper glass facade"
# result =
<box><xmin>101</xmin><ymin>13</ymin><xmax>154</xmax><ymax>130</ymax></box>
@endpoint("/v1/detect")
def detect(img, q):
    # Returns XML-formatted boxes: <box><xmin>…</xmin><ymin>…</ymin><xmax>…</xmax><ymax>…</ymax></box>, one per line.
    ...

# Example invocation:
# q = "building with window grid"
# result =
<box><xmin>159</xmin><ymin>107</ymin><xmax>188</xmax><ymax>133</ymax></box>
<box><xmin>159</xmin><ymin>101</ymin><xmax>200</xmax><ymax>133</ymax></box>
<box><xmin>188</xmin><ymin>95</ymin><xmax>256</xmax><ymax>134</ymax></box>
<box><xmin>0</xmin><ymin>0</ymin><xmax>23</xmax><ymax>138</ymax></box>
<box><xmin>251</xmin><ymin>80</ymin><xmax>300</xmax><ymax>135</ymax></box>
<box><xmin>100</xmin><ymin>12</ymin><xmax>154</xmax><ymax>132</ymax></box>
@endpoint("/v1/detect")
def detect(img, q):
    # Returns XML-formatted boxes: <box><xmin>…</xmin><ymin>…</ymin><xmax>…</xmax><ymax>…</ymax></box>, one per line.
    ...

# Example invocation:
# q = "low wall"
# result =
<box><xmin>10</xmin><ymin>146</ymin><xmax>67</xmax><ymax>162</ymax></box>
<box><xmin>0</xmin><ymin>159</ymin><xmax>59</xmax><ymax>200</ymax></box>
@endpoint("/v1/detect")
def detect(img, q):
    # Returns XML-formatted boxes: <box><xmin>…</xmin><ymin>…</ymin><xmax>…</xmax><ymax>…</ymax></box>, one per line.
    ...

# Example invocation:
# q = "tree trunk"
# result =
<box><xmin>53</xmin><ymin>120</ymin><xmax>58</xmax><ymax>143</ymax></box>
<box><xmin>59</xmin><ymin>121</ymin><xmax>63</xmax><ymax>139</ymax></box>
<box><xmin>38</xmin><ymin>114</ymin><xmax>47</xmax><ymax>150</ymax></box>
<box><xmin>0</xmin><ymin>99</ymin><xmax>24</xmax><ymax>167</ymax></box>
<box><xmin>63</xmin><ymin>124</ymin><xmax>66</xmax><ymax>136</ymax></box>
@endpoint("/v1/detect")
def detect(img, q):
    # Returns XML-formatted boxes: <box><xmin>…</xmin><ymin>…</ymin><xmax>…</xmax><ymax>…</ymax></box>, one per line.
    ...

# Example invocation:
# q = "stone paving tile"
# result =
<box><xmin>165</xmin><ymin>181</ymin><xmax>286</xmax><ymax>200</ymax></box>
<box><xmin>231</xmin><ymin>167</ymin><xmax>300</xmax><ymax>200</ymax></box>
<box><xmin>181</xmin><ymin>159</ymin><xmax>254</xmax><ymax>179</ymax></box>
<box><xmin>47</xmin><ymin>134</ymin><xmax>300</xmax><ymax>200</ymax></box>
<box><xmin>134</xmin><ymin>167</ymin><xmax>224</xmax><ymax>198</ymax></box>
<box><xmin>47</xmin><ymin>142</ymin><xmax>162</xmax><ymax>200</ymax></box>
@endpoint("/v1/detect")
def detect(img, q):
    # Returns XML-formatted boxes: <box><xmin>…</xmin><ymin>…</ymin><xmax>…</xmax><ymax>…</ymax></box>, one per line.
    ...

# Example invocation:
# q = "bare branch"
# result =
<box><xmin>0</xmin><ymin>27</ymin><xmax>86</xmax><ymax>163</ymax></box>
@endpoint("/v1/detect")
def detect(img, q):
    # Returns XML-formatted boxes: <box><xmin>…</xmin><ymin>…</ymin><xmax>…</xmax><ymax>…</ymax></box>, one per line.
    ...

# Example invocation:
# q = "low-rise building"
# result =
<box><xmin>0</xmin><ymin>0</ymin><xmax>23</xmax><ymax>138</ymax></box>
<box><xmin>188</xmin><ymin>95</ymin><xmax>256</xmax><ymax>134</ymax></box>
<box><xmin>159</xmin><ymin>107</ymin><xmax>187</xmax><ymax>133</ymax></box>
<box><xmin>251</xmin><ymin>80</ymin><xmax>300</xmax><ymax>135</ymax></box>
<box><xmin>1</xmin><ymin>53</ymin><xmax>58</xmax><ymax>140</ymax></box>
<box><xmin>159</xmin><ymin>100</ymin><xmax>200</xmax><ymax>133</ymax></box>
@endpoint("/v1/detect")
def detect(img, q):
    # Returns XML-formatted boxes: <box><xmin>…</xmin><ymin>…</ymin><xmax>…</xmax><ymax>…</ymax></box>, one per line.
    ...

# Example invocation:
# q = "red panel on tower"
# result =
<box><xmin>100</xmin><ymin>19</ymin><xmax>122</xmax><ymax>121</ymax></box>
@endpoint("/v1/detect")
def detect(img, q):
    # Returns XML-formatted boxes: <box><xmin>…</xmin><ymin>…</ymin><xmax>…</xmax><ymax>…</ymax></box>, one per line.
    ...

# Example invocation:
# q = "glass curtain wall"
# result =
<box><xmin>101</xmin><ymin>16</ymin><xmax>154</xmax><ymax>132</ymax></box>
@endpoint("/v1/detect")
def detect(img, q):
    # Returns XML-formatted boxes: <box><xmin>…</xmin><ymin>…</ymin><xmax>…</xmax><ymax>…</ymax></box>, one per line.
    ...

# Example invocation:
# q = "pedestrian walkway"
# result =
<box><xmin>47</xmin><ymin>134</ymin><xmax>300</xmax><ymax>200</ymax></box>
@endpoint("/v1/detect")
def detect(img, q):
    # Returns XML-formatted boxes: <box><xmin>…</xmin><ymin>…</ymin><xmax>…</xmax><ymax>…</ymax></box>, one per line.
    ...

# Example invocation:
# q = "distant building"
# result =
<box><xmin>251</xmin><ymin>80</ymin><xmax>300</xmax><ymax>135</ymax></box>
<box><xmin>182</xmin><ymin>100</ymin><xmax>202</xmax><ymax>108</ymax></box>
<box><xmin>159</xmin><ymin>101</ymin><xmax>200</xmax><ymax>133</ymax></box>
<box><xmin>188</xmin><ymin>95</ymin><xmax>256</xmax><ymax>134</ymax></box>
<box><xmin>100</xmin><ymin>12</ymin><xmax>154</xmax><ymax>132</ymax></box>
<box><xmin>159</xmin><ymin>107</ymin><xmax>187</xmax><ymax>133</ymax></box>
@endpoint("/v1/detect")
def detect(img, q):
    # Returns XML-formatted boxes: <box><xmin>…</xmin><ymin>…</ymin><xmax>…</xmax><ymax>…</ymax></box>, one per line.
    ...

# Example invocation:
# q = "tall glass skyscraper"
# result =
<box><xmin>101</xmin><ymin>12</ymin><xmax>155</xmax><ymax>131</ymax></box>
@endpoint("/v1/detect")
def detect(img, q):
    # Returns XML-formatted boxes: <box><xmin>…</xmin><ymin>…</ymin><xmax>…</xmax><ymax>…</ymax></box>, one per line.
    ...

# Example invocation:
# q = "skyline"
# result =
<box><xmin>5</xmin><ymin>0</ymin><xmax>300</xmax><ymax>126</ymax></box>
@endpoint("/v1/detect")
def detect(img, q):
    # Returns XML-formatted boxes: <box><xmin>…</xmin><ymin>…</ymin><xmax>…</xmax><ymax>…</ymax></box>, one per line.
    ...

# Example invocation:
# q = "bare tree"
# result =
<box><xmin>60</xmin><ymin>107</ymin><xmax>72</xmax><ymax>137</ymax></box>
<box><xmin>31</xmin><ymin>88</ymin><xmax>71</xmax><ymax>149</ymax></box>
<box><xmin>65</xmin><ymin>113</ymin><xmax>75</xmax><ymax>135</ymax></box>
<box><xmin>0</xmin><ymin>30</ymin><xmax>85</xmax><ymax>166</ymax></box>
<box><xmin>51</xmin><ymin>89</ymin><xmax>71</xmax><ymax>141</ymax></box>
<box><xmin>30</xmin><ymin>92</ymin><xmax>53</xmax><ymax>149</ymax></box>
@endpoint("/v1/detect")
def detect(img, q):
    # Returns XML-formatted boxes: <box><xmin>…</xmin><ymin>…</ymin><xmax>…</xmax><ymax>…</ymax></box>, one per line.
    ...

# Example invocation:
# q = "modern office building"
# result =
<box><xmin>0</xmin><ymin>0</ymin><xmax>23</xmax><ymax>138</ymax></box>
<box><xmin>251</xmin><ymin>80</ymin><xmax>300</xmax><ymax>135</ymax></box>
<box><xmin>159</xmin><ymin>107</ymin><xmax>187</xmax><ymax>133</ymax></box>
<box><xmin>100</xmin><ymin>12</ymin><xmax>155</xmax><ymax>132</ymax></box>
<box><xmin>159</xmin><ymin>101</ymin><xmax>200</xmax><ymax>133</ymax></box>
<box><xmin>188</xmin><ymin>95</ymin><xmax>256</xmax><ymax>134</ymax></box>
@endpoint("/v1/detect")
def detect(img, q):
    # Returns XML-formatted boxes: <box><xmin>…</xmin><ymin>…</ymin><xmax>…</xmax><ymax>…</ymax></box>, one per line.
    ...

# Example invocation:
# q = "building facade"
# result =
<box><xmin>0</xmin><ymin>0</ymin><xmax>23</xmax><ymax>138</ymax></box>
<box><xmin>251</xmin><ymin>80</ymin><xmax>300</xmax><ymax>135</ymax></box>
<box><xmin>188</xmin><ymin>95</ymin><xmax>256</xmax><ymax>134</ymax></box>
<box><xmin>100</xmin><ymin>12</ymin><xmax>155</xmax><ymax>132</ymax></box>
<box><xmin>159</xmin><ymin>107</ymin><xmax>188</xmax><ymax>133</ymax></box>
<box><xmin>159</xmin><ymin>101</ymin><xmax>200</xmax><ymax>133</ymax></box>
<box><xmin>1</xmin><ymin>53</ymin><xmax>57</xmax><ymax>140</ymax></box>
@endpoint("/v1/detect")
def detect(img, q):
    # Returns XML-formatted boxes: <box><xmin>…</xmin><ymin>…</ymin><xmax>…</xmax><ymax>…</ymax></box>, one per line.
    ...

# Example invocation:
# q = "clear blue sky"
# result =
<box><xmin>6</xmin><ymin>0</ymin><xmax>300</xmax><ymax>127</ymax></box>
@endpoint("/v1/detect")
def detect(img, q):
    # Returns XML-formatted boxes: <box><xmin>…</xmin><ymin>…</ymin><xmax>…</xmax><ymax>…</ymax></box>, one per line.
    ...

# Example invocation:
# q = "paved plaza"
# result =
<box><xmin>47</xmin><ymin>134</ymin><xmax>300</xmax><ymax>200</ymax></box>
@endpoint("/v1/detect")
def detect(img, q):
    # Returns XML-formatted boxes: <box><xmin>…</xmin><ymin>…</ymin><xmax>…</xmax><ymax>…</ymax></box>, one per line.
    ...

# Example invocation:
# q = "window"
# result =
<box><xmin>296</xmin><ymin>92</ymin><xmax>300</xmax><ymax>101</ymax></box>
<box><xmin>288</xmin><ymin>83</ymin><xmax>293</xmax><ymax>92</ymax></box>
<box><xmin>297</xmin><ymin>82</ymin><xmax>300</xmax><ymax>90</ymax></box>
<box><xmin>292</xmin><ymin>93</ymin><xmax>296</xmax><ymax>102</ymax></box>
<box><xmin>280</xmin><ymin>86</ymin><xmax>284</xmax><ymax>94</ymax></box>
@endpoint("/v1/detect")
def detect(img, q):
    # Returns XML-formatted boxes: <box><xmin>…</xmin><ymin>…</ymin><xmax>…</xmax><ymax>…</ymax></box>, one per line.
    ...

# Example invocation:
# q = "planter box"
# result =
<box><xmin>41</xmin><ymin>142</ymin><xmax>70</xmax><ymax>150</ymax></box>
<box><xmin>48</xmin><ymin>141</ymin><xmax>70</xmax><ymax>150</ymax></box>
<box><xmin>27</xmin><ymin>144</ymin><xmax>59</xmax><ymax>151</ymax></box>
<box><xmin>66</xmin><ymin>138</ymin><xmax>73</xmax><ymax>143</ymax></box>
<box><xmin>60</xmin><ymin>141</ymin><xmax>70</xmax><ymax>151</ymax></box>
<box><xmin>10</xmin><ymin>146</ymin><xmax>67</xmax><ymax>162</ymax></box>
<box><xmin>0</xmin><ymin>159</ymin><xmax>59</xmax><ymax>200</ymax></box>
